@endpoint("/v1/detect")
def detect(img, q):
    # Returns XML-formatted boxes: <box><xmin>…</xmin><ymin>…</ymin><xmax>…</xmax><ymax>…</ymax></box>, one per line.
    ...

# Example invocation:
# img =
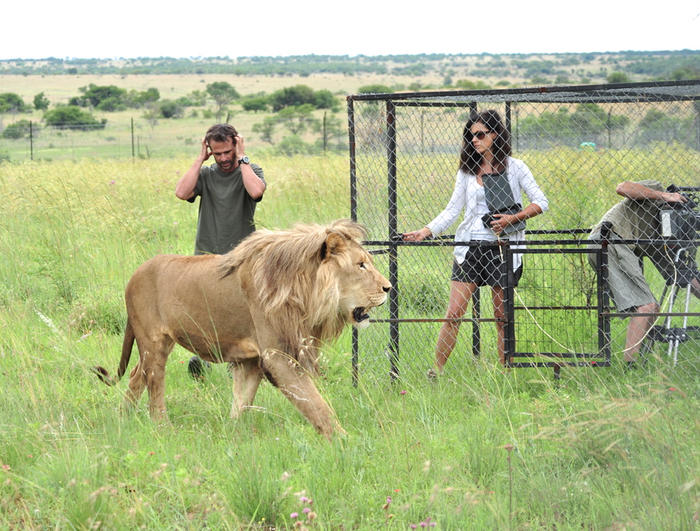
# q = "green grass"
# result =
<box><xmin>0</xmin><ymin>154</ymin><xmax>698</xmax><ymax>529</ymax></box>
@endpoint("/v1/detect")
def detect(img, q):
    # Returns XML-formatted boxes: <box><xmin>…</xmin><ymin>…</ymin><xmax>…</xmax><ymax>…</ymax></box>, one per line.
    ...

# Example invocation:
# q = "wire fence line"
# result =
<box><xmin>347</xmin><ymin>81</ymin><xmax>700</xmax><ymax>381</ymax></box>
<box><xmin>0</xmin><ymin>118</ymin><xmax>180</xmax><ymax>161</ymax></box>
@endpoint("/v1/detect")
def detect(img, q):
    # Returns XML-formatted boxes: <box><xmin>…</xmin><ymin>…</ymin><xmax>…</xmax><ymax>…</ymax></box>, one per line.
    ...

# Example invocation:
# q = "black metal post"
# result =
<box><xmin>598</xmin><ymin>222</ymin><xmax>612</xmax><ymax>363</ymax></box>
<box><xmin>505</xmin><ymin>102</ymin><xmax>511</xmax><ymax>136</ymax></box>
<box><xmin>386</xmin><ymin>100</ymin><xmax>400</xmax><ymax>380</ymax></box>
<box><xmin>471</xmin><ymin>288</ymin><xmax>481</xmax><ymax>358</ymax></box>
<box><xmin>503</xmin><ymin>241</ymin><xmax>516</xmax><ymax>366</ymax></box>
<box><xmin>347</xmin><ymin>97</ymin><xmax>360</xmax><ymax>387</ymax></box>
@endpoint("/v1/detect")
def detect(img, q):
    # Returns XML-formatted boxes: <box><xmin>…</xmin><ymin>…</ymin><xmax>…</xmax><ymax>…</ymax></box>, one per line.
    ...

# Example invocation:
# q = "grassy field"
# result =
<box><xmin>0</xmin><ymin>153</ymin><xmax>698</xmax><ymax>529</ymax></box>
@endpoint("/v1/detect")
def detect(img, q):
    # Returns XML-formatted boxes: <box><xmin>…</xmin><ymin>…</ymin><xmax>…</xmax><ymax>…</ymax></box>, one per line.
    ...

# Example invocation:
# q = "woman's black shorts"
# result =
<box><xmin>450</xmin><ymin>244</ymin><xmax>523</xmax><ymax>287</ymax></box>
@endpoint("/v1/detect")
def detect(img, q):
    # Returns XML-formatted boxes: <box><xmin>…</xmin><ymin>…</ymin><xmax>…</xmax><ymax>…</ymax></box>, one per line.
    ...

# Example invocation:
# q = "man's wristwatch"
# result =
<box><xmin>238</xmin><ymin>155</ymin><xmax>250</xmax><ymax>165</ymax></box>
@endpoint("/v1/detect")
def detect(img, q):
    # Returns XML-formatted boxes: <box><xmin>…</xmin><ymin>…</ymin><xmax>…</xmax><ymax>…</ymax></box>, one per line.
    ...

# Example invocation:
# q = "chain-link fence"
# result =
<box><xmin>347</xmin><ymin>81</ymin><xmax>700</xmax><ymax>381</ymax></box>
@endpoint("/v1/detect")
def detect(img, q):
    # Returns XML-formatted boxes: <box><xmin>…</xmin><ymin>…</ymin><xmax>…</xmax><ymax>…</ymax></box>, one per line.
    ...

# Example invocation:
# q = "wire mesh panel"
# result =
<box><xmin>348</xmin><ymin>81</ymin><xmax>700</xmax><ymax>380</ymax></box>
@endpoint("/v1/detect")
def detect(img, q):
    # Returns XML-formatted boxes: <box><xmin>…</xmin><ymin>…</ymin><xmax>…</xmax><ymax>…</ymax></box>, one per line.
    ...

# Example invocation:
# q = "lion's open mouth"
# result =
<box><xmin>352</xmin><ymin>307</ymin><xmax>370</xmax><ymax>323</ymax></box>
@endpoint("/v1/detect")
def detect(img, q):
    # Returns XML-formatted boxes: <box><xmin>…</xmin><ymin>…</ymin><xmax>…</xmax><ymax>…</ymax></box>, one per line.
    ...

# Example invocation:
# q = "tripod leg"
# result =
<box><xmin>673</xmin><ymin>284</ymin><xmax>692</xmax><ymax>367</ymax></box>
<box><xmin>666</xmin><ymin>284</ymin><xmax>678</xmax><ymax>360</ymax></box>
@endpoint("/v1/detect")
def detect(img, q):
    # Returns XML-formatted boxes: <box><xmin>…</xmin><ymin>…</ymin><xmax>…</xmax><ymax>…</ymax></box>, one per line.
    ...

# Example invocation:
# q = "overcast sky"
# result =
<box><xmin>2</xmin><ymin>0</ymin><xmax>698</xmax><ymax>60</ymax></box>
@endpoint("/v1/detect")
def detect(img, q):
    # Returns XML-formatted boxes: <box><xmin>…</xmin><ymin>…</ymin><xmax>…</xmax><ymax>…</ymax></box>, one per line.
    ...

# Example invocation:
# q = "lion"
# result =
<box><xmin>94</xmin><ymin>219</ymin><xmax>391</xmax><ymax>439</ymax></box>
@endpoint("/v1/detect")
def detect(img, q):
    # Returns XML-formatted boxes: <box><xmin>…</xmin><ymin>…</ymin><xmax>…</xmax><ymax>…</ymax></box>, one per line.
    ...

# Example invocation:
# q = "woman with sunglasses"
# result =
<box><xmin>403</xmin><ymin>110</ymin><xmax>548</xmax><ymax>374</ymax></box>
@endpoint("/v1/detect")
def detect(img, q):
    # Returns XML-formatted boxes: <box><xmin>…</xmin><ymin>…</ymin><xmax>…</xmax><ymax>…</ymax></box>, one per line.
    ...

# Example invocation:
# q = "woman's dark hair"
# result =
<box><xmin>458</xmin><ymin>110</ymin><xmax>511</xmax><ymax>174</ymax></box>
<box><xmin>205</xmin><ymin>123</ymin><xmax>238</xmax><ymax>144</ymax></box>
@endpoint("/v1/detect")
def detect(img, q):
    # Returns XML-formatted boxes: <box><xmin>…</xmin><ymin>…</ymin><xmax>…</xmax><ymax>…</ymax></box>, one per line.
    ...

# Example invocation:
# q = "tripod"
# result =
<box><xmin>643</xmin><ymin>246</ymin><xmax>699</xmax><ymax>365</ymax></box>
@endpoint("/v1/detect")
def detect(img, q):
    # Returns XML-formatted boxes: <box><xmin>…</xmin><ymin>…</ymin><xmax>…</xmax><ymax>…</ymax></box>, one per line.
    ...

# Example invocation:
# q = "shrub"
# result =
<box><xmin>159</xmin><ymin>100</ymin><xmax>183</xmax><ymax>119</ymax></box>
<box><xmin>0</xmin><ymin>92</ymin><xmax>29</xmax><ymax>113</ymax></box>
<box><xmin>241</xmin><ymin>95</ymin><xmax>270</xmax><ymax>112</ymax></box>
<box><xmin>2</xmin><ymin>119</ymin><xmax>33</xmax><ymax>139</ymax></box>
<box><xmin>274</xmin><ymin>135</ymin><xmax>317</xmax><ymax>156</ymax></box>
<box><xmin>44</xmin><ymin>106</ymin><xmax>106</xmax><ymax>130</ymax></box>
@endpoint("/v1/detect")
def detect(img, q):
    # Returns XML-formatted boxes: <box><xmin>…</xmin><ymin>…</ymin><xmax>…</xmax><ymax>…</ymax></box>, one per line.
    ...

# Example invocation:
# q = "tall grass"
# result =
<box><xmin>0</xmin><ymin>154</ymin><xmax>698</xmax><ymax>529</ymax></box>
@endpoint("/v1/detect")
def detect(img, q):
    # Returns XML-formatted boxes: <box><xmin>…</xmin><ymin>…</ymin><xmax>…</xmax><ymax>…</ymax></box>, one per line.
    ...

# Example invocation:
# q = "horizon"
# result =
<box><xmin>2</xmin><ymin>49</ymin><xmax>699</xmax><ymax>63</ymax></box>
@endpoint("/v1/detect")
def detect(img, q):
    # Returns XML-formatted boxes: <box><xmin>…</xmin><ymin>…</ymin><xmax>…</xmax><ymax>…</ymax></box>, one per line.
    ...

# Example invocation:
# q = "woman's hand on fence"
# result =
<box><xmin>403</xmin><ymin>227</ymin><xmax>432</xmax><ymax>241</ymax></box>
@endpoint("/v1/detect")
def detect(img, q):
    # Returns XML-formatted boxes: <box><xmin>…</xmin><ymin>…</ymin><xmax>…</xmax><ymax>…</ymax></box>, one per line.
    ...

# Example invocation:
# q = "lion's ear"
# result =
<box><xmin>321</xmin><ymin>232</ymin><xmax>347</xmax><ymax>260</ymax></box>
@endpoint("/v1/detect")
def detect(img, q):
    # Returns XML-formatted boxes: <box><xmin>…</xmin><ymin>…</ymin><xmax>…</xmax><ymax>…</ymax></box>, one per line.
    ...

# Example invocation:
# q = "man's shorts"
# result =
<box><xmin>451</xmin><ymin>243</ymin><xmax>523</xmax><ymax>287</ymax></box>
<box><xmin>588</xmin><ymin>230</ymin><xmax>657</xmax><ymax>312</ymax></box>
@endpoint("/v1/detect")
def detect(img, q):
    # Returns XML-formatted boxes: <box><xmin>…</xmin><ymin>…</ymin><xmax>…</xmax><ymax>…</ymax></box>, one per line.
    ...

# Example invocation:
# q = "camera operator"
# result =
<box><xmin>588</xmin><ymin>180</ymin><xmax>700</xmax><ymax>367</ymax></box>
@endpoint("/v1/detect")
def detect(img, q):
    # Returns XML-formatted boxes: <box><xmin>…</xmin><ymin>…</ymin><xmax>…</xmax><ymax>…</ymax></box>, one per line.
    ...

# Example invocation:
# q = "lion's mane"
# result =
<box><xmin>220</xmin><ymin>219</ymin><xmax>367</xmax><ymax>357</ymax></box>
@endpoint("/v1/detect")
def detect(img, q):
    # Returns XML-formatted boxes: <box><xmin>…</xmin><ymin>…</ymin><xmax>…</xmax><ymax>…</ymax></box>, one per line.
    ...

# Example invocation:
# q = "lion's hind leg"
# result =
<box><xmin>230</xmin><ymin>359</ymin><xmax>264</xmax><ymax>418</ymax></box>
<box><xmin>125</xmin><ymin>335</ymin><xmax>174</xmax><ymax>421</ymax></box>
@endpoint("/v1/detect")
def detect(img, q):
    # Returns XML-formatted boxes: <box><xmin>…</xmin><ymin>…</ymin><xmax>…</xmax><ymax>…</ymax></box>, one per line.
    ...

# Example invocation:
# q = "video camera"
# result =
<box><xmin>660</xmin><ymin>185</ymin><xmax>700</xmax><ymax>241</ymax></box>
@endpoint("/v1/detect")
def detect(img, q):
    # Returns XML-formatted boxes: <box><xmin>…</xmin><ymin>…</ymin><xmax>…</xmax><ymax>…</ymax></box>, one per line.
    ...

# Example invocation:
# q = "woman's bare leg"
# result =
<box><xmin>434</xmin><ymin>281</ymin><xmax>478</xmax><ymax>372</ymax></box>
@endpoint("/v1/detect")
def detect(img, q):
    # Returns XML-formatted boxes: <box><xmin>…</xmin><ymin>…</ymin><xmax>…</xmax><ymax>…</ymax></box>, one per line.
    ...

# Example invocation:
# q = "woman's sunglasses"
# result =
<box><xmin>471</xmin><ymin>131</ymin><xmax>491</xmax><ymax>140</ymax></box>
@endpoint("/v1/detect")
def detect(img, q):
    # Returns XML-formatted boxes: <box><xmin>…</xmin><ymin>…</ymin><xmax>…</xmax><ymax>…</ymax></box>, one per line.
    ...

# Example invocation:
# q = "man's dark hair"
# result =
<box><xmin>459</xmin><ymin>110</ymin><xmax>511</xmax><ymax>174</ymax></box>
<box><xmin>205</xmin><ymin>123</ymin><xmax>238</xmax><ymax>145</ymax></box>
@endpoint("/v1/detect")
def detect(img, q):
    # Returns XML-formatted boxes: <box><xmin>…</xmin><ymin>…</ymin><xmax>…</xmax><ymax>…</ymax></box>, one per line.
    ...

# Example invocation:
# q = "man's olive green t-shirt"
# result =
<box><xmin>187</xmin><ymin>162</ymin><xmax>265</xmax><ymax>255</ymax></box>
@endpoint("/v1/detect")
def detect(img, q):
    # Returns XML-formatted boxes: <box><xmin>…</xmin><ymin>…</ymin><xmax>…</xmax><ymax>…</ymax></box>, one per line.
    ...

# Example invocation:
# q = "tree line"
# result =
<box><xmin>1</xmin><ymin>51</ymin><xmax>698</xmax><ymax>82</ymax></box>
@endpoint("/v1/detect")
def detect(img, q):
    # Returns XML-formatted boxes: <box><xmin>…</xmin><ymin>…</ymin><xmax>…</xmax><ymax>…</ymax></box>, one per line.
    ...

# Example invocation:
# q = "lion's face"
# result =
<box><xmin>332</xmin><ymin>241</ymin><xmax>391</xmax><ymax>329</ymax></box>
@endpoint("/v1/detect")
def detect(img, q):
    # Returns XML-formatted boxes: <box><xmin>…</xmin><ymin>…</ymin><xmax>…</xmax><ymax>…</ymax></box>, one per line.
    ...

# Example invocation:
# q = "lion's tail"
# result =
<box><xmin>92</xmin><ymin>318</ymin><xmax>135</xmax><ymax>386</ymax></box>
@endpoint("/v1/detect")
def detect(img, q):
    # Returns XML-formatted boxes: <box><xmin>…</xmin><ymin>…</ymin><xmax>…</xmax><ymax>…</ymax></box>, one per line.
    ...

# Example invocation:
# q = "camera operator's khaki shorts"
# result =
<box><xmin>588</xmin><ymin>231</ymin><xmax>657</xmax><ymax>313</ymax></box>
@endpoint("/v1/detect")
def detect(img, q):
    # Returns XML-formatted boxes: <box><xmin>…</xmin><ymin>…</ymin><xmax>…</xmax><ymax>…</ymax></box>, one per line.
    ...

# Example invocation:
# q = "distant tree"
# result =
<box><xmin>571</xmin><ymin>103</ymin><xmax>629</xmax><ymax>136</ymax></box>
<box><xmin>252</xmin><ymin>116</ymin><xmax>277</xmax><ymax>144</ymax></box>
<box><xmin>2</xmin><ymin>119</ymin><xmax>32</xmax><ymax>139</ymax></box>
<box><xmin>158</xmin><ymin>100</ymin><xmax>183</xmax><ymax>119</ymax></box>
<box><xmin>313</xmin><ymin>112</ymin><xmax>346</xmax><ymax>151</ymax></box>
<box><xmin>269</xmin><ymin>85</ymin><xmax>316</xmax><ymax>111</ymax></box>
<box><xmin>275</xmin><ymin>134</ymin><xmax>316</xmax><ymax>156</ymax></box>
<box><xmin>97</xmin><ymin>96</ymin><xmax>126</xmax><ymax>112</ymax></box>
<box><xmin>206</xmin><ymin>82</ymin><xmax>240</xmax><ymax>121</ymax></box>
<box><xmin>126</xmin><ymin>87</ymin><xmax>160</xmax><ymax>107</ymax></box>
<box><xmin>241</xmin><ymin>94</ymin><xmax>270</xmax><ymax>112</ymax></box>
<box><xmin>276</xmin><ymin>104</ymin><xmax>318</xmax><ymax>135</ymax></box>
<box><xmin>517</xmin><ymin>104</ymin><xmax>629</xmax><ymax>148</ymax></box>
<box><xmin>186</xmin><ymin>90</ymin><xmax>208</xmax><ymax>106</ymax></box>
<box><xmin>453</xmin><ymin>79</ymin><xmax>490</xmax><ymax>90</ymax></box>
<box><xmin>607</xmin><ymin>71</ymin><xmax>630</xmax><ymax>83</ymax></box>
<box><xmin>142</xmin><ymin>106</ymin><xmax>159</xmax><ymax>129</ymax></box>
<box><xmin>79</xmin><ymin>84</ymin><xmax>127</xmax><ymax>107</ymax></box>
<box><xmin>0</xmin><ymin>92</ymin><xmax>28</xmax><ymax>113</ymax></box>
<box><xmin>68</xmin><ymin>96</ymin><xmax>88</xmax><ymax>107</ymax></box>
<box><xmin>313</xmin><ymin>89</ymin><xmax>339</xmax><ymax>111</ymax></box>
<box><xmin>670</xmin><ymin>65</ymin><xmax>700</xmax><ymax>80</ymax></box>
<box><xmin>637</xmin><ymin>108</ymin><xmax>691</xmax><ymax>144</ymax></box>
<box><xmin>44</xmin><ymin>105</ymin><xmax>106</xmax><ymax>130</ymax></box>
<box><xmin>33</xmin><ymin>92</ymin><xmax>50</xmax><ymax>111</ymax></box>
<box><xmin>358</xmin><ymin>84</ymin><xmax>392</xmax><ymax>94</ymax></box>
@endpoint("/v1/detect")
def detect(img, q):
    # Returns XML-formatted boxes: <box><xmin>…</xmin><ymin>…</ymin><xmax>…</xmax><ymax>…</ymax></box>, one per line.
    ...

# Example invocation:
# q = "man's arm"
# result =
<box><xmin>616</xmin><ymin>181</ymin><xmax>687</xmax><ymax>204</ymax></box>
<box><xmin>235</xmin><ymin>136</ymin><xmax>266</xmax><ymax>199</ymax></box>
<box><xmin>175</xmin><ymin>139</ymin><xmax>210</xmax><ymax>200</ymax></box>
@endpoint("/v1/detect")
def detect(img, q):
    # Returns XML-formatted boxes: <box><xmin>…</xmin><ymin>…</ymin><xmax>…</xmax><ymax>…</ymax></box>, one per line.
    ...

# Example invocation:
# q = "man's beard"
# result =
<box><xmin>218</xmin><ymin>160</ymin><xmax>234</xmax><ymax>172</ymax></box>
